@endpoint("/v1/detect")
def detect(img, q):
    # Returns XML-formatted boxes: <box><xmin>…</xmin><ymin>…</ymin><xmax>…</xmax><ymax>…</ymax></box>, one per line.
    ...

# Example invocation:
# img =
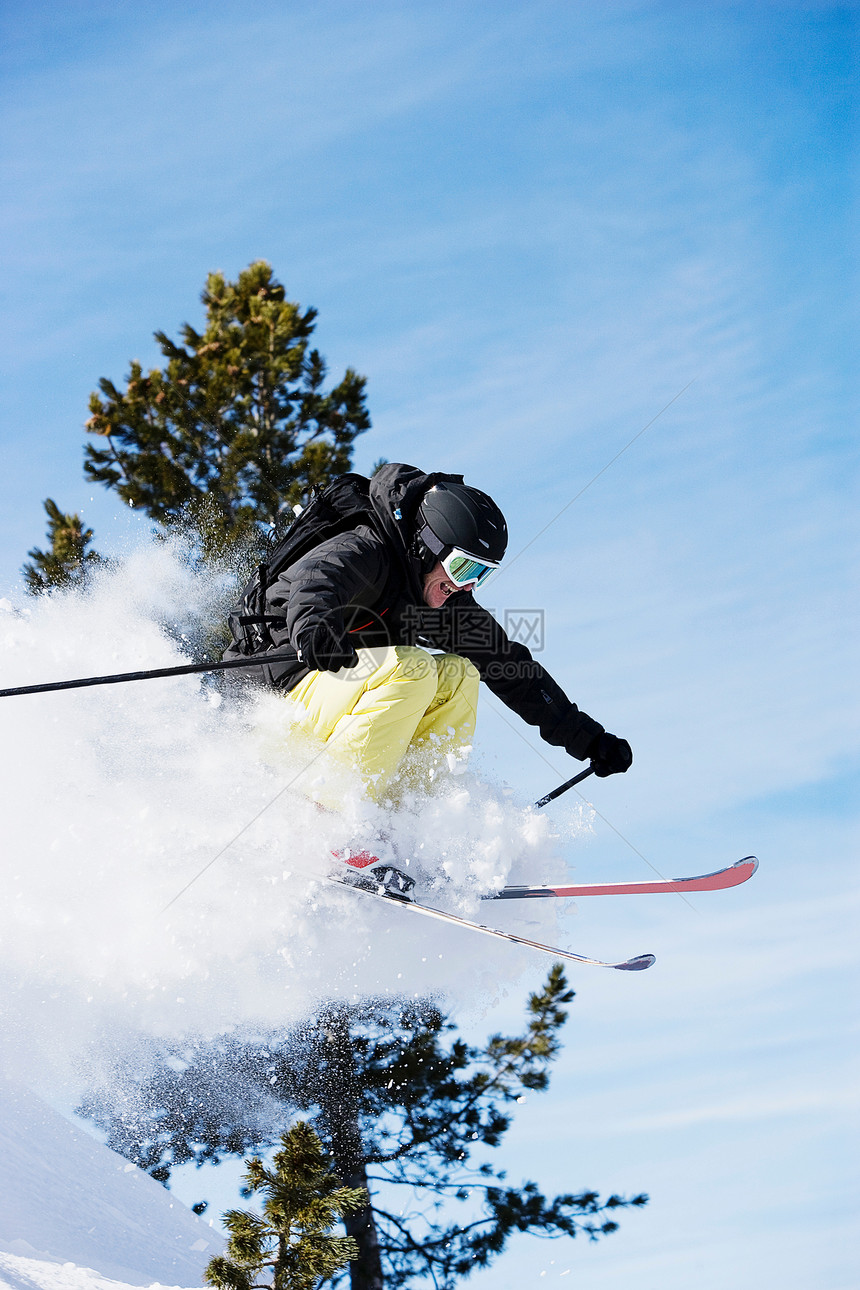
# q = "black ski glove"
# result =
<box><xmin>587</xmin><ymin>731</ymin><xmax>633</xmax><ymax>778</ymax></box>
<box><xmin>297</xmin><ymin>622</ymin><xmax>359</xmax><ymax>673</ymax></box>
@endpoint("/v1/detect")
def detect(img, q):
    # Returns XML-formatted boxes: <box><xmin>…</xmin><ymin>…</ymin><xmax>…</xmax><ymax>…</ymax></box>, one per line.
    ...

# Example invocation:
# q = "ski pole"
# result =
<box><xmin>533</xmin><ymin>765</ymin><xmax>595</xmax><ymax>809</ymax></box>
<box><xmin>3</xmin><ymin>657</ymin><xmax>594</xmax><ymax>810</ymax></box>
<box><xmin>0</xmin><ymin>651</ymin><xmax>300</xmax><ymax>700</ymax></box>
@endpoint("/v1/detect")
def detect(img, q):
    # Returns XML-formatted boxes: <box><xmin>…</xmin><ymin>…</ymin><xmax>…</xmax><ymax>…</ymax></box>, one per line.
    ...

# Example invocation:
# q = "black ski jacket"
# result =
<box><xmin>230</xmin><ymin>463</ymin><xmax>604</xmax><ymax>761</ymax></box>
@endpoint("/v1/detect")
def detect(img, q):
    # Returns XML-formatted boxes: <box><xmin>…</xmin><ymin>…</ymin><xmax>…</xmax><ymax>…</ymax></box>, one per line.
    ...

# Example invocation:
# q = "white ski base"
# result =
<box><xmin>329</xmin><ymin>877</ymin><xmax>655</xmax><ymax>971</ymax></box>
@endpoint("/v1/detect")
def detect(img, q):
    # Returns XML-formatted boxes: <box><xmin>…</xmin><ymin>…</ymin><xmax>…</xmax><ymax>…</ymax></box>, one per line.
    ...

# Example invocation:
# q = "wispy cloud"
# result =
<box><xmin>604</xmin><ymin>1085</ymin><xmax>860</xmax><ymax>1135</ymax></box>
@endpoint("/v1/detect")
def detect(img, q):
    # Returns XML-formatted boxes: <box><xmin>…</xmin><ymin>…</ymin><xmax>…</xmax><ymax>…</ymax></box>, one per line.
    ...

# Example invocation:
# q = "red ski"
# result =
<box><xmin>483</xmin><ymin>856</ymin><xmax>758</xmax><ymax>901</ymax></box>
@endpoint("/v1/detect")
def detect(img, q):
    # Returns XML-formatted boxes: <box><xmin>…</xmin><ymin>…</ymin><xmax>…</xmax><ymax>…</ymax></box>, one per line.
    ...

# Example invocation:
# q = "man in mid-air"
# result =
<box><xmin>226</xmin><ymin>463</ymin><xmax>631</xmax><ymax>890</ymax></box>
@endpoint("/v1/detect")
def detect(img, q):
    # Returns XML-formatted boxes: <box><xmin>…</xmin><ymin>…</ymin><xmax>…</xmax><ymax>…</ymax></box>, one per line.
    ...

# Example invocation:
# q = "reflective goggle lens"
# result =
<box><xmin>443</xmin><ymin>550</ymin><xmax>499</xmax><ymax>587</ymax></box>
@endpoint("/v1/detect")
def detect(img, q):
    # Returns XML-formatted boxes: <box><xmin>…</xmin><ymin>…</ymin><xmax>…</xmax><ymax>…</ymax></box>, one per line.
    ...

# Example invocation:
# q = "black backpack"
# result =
<box><xmin>226</xmin><ymin>473</ymin><xmax>376</xmax><ymax>656</ymax></box>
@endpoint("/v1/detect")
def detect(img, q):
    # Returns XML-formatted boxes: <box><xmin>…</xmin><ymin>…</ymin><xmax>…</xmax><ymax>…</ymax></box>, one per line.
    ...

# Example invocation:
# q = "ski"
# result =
<box><xmin>328</xmin><ymin>877</ymin><xmax>655</xmax><ymax>971</ymax></box>
<box><xmin>483</xmin><ymin>856</ymin><xmax>758</xmax><ymax>901</ymax></box>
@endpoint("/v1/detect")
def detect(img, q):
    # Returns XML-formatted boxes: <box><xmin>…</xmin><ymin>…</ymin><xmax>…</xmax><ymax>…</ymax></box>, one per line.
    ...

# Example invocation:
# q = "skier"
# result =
<box><xmin>225</xmin><ymin>464</ymin><xmax>632</xmax><ymax>866</ymax></box>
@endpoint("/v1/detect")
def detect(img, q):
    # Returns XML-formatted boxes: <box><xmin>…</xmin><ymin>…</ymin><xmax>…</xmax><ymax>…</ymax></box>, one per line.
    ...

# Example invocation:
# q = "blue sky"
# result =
<box><xmin>1</xmin><ymin>3</ymin><xmax>857</xmax><ymax>1288</ymax></box>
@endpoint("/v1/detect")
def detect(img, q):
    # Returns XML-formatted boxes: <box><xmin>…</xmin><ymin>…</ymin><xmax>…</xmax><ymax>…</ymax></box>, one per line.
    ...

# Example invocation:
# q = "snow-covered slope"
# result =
<box><xmin>0</xmin><ymin>1077</ymin><xmax>221</xmax><ymax>1288</ymax></box>
<box><xmin>0</xmin><ymin>1250</ymin><xmax>185</xmax><ymax>1290</ymax></box>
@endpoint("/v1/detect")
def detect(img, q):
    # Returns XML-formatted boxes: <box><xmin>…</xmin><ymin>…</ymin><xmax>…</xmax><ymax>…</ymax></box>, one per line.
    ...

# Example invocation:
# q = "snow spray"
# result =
<box><xmin>0</xmin><ymin>537</ymin><xmax>589</xmax><ymax>1094</ymax></box>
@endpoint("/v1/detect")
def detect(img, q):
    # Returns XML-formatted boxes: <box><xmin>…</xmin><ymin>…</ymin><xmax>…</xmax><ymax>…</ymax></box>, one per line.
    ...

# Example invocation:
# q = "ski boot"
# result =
<box><xmin>351</xmin><ymin>863</ymin><xmax>416</xmax><ymax>901</ymax></box>
<box><xmin>338</xmin><ymin>849</ymin><xmax>416</xmax><ymax>901</ymax></box>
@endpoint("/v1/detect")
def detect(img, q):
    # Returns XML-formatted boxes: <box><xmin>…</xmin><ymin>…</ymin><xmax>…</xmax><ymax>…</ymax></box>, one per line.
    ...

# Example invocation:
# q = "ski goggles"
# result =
<box><xmin>441</xmin><ymin>546</ymin><xmax>500</xmax><ymax>588</ymax></box>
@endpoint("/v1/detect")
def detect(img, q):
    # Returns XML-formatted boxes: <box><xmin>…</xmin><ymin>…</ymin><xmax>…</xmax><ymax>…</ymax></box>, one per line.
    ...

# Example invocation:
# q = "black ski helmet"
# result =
<box><xmin>415</xmin><ymin>481</ymin><xmax>508</xmax><ymax>565</ymax></box>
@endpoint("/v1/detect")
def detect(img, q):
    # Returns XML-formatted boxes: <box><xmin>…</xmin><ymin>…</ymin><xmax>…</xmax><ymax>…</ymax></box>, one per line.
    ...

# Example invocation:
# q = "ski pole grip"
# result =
<box><xmin>534</xmin><ymin>765</ymin><xmax>595</xmax><ymax>809</ymax></box>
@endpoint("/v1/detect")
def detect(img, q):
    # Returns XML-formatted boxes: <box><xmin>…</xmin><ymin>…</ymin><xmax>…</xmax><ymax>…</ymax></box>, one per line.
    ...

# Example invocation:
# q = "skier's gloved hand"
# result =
<box><xmin>297</xmin><ymin>623</ymin><xmax>359</xmax><ymax>673</ymax></box>
<box><xmin>587</xmin><ymin>732</ymin><xmax>633</xmax><ymax>778</ymax></box>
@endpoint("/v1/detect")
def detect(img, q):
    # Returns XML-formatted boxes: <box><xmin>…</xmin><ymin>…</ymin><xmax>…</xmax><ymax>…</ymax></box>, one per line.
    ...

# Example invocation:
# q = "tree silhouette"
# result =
<box><xmin>81</xmin><ymin>968</ymin><xmax>647</xmax><ymax>1288</ymax></box>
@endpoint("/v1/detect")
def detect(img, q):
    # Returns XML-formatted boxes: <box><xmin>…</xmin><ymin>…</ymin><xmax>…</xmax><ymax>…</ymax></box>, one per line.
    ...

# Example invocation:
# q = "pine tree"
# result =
<box><xmin>22</xmin><ymin>498</ymin><xmax>102</xmax><ymax>594</ymax></box>
<box><xmin>205</xmin><ymin>1120</ymin><xmax>367</xmax><ymax>1290</ymax></box>
<box><xmin>82</xmin><ymin>260</ymin><xmax>370</xmax><ymax>556</ymax></box>
<box><xmin>81</xmin><ymin>968</ymin><xmax>647</xmax><ymax>1288</ymax></box>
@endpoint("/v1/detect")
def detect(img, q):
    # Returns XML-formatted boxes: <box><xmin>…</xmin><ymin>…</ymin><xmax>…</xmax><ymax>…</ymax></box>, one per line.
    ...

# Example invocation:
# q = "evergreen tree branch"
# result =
<box><xmin>82</xmin><ymin>261</ymin><xmax>370</xmax><ymax>552</ymax></box>
<box><xmin>22</xmin><ymin>499</ymin><xmax>103</xmax><ymax>595</ymax></box>
<box><xmin>82</xmin><ymin>973</ymin><xmax>647</xmax><ymax>1288</ymax></box>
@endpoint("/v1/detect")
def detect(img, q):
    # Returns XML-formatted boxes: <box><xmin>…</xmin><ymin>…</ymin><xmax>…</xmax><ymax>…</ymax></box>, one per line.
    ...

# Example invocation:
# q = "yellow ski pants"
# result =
<box><xmin>288</xmin><ymin>645</ymin><xmax>480</xmax><ymax>803</ymax></box>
